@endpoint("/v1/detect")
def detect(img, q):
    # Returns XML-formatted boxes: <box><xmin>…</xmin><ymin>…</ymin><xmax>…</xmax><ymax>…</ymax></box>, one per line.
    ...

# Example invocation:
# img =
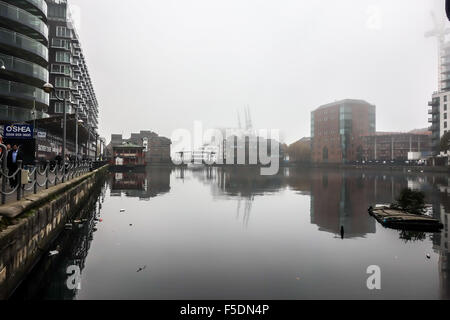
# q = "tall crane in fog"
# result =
<box><xmin>244</xmin><ymin>105</ymin><xmax>253</xmax><ymax>131</ymax></box>
<box><xmin>237</xmin><ymin>109</ymin><xmax>242</xmax><ymax>130</ymax></box>
<box><xmin>425</xmin><ymin>11</ymin><xmax>450</xmax><ymax>91</ymax></box>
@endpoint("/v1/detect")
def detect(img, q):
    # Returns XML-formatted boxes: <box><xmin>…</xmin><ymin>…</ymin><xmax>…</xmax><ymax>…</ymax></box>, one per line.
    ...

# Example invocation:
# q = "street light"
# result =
<box><xmin>42</xmin><ymin>82</ymin><xmax>68</xmax><ymax>181</ymax></box>
<box><xmin>75</xmin><ymin>107</ymin><xmax>83</xmax><ymax>159</ymax></box>
<box><xmin>0</xmin><ymin>59</ymin><xmax>5</xmax><ymax>70</ymax></box>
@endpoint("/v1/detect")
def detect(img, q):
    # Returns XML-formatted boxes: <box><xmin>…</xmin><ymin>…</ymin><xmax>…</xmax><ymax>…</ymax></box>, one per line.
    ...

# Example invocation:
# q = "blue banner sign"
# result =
<box><xmin>4</xmin><ymin>124</ymin><xmax>34</xmax><ymax>139</ymax></box>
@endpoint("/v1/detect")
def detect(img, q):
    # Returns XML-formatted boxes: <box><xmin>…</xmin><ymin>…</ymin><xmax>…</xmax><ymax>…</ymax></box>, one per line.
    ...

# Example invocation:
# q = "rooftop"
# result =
<box><xmin>113</xmin><ymin>142</ymin><xmax>144</xmax><ymax>149</ymax></box>
<box><xmin>314</xmin><ymin>99</ymin><xmax>375</xmax><ymax>111</ymax></box>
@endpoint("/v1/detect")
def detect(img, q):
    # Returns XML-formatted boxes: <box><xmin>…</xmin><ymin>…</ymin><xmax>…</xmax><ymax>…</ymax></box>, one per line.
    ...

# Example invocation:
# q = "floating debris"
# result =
<box><xmin>120</xmin><ymin>209</ymin><xmax>126</xmax><ymax>212</ymax></box>
<box><xmin>426</xmin><ymin>254</ymin><xmax>431</xmax><ymax>260</ymax></box>
<box><xmin>369</xmin><ymin>206</ymin><xmax>443</xmax><ymax>231</ymax></box>
<box><xmin>137</xmin><ymin>266</ymin><xmax>147</xmax><ymax>273</ymax></box>
<box><xmin>49</xmin><ymin>250</ymin><xmax>59</xmax><ymax>257</ymax></box>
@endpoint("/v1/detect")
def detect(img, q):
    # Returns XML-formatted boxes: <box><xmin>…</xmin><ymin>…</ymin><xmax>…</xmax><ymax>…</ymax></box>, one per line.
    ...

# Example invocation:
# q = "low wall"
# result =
<box><xmin>0</xmin><ymin>165</ymin><xmax>108</xmax><ymax>299</ymax></box>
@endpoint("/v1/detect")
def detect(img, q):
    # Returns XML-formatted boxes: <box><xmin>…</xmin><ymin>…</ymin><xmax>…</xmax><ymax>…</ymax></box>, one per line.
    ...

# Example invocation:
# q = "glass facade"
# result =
<box><xmin>339</xmin><ymin>105</ymin><xmax>352</xmax><ymax>162</ymax></box>
<box><xmin>0</xmin><ymin>0</ymin><xmax>49</xmax><ymax>122</ymax></box>
<box><xmin>0</xmin><ymin>52</ymin><xmax>49</xmax><ymax>84</ymax></box>
<box><xmin>0</xmin><ymin>1</ymin><xmax>48</xmax><ymax>43</ymax></box>
<box><xmin>47</xmin><ymin>0</ymin><xmax>100</xmax><ymax>132</ymax></box>
<box><xmin>0</xmin><ymin>27</ymin><xmax>48</xmax><ymax>63</ymax></box>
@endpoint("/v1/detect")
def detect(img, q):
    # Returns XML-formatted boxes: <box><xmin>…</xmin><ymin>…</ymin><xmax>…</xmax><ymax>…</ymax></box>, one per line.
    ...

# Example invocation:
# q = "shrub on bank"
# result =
<box><xmin>391</xmin><ymin>188</ymin><xmax>426</xmax><ymax>214</ymax></box>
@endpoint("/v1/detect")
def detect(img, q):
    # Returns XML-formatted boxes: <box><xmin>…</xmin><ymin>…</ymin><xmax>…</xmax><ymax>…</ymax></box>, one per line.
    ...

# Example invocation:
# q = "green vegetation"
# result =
<box><xmin>399</xmin><ymin>230</ymin><xmax>427</xmax><ymax>243</ymax></box>
<box><xmin>0</xmin><ymin>217</ymin><xmax>12</xmax><ymax>232</ymax></box>
<box><xmin>392</xmin><ymin>188</ymin><xmax>426</xmax><ymax>214</ymax></box>
<box><xmin>440</xmin><ymin>131</ymin><xmax>450</xmax><ymax>153</ymax></box>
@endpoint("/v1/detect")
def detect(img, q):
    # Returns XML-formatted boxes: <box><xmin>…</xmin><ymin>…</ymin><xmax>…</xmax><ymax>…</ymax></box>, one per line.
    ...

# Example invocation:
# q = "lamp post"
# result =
<box><xmin>95</xmin><ymin>132</ymin><xmax>99</xmax><ymax>161</ymax></box>
<box><xmin>75</xmin><ymin>107</ymin><xmax>78</xmax><ymax>158</ymax></box>
<box><xmin>42</xmin><ymin>82</ymin><xmax>67</xmax><ymax>181</ymax></box>
<box><xmin>75</xmin><ymin>108</ymin><xmax>84</xmax><ymax>160</ymax></box>
<box><xmin>31</xmin><ymin>99</ymin><xmax>37</xmax><ymax>159</ymax></box>
<box><xmin>0</xmin><ymin>59</ymin><xmax>5</xmax><ymax>70</ymax></box>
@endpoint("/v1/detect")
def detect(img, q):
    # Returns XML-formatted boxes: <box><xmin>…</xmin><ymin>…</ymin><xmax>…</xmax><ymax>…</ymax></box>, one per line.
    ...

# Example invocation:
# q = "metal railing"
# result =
<box><xmin>0</xmin><ymin>144</ymin><xmax>92</xmax><ymax>205</ymax></box>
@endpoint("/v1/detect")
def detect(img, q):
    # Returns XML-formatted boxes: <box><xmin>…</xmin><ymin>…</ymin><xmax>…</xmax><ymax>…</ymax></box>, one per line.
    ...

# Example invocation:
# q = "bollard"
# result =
<box><xmin>45</xmin><ymin>160</ymin><xmax>49</xmax><ymax>189</ymax></box>
<box><xmin>34</xmin><ymin>160</ymin><xmax>38</xmax><ymax>194</ymax></box>
<box><xmin>16</xmin><ymin>160</ymin><xmax>23</xmax><ymax>201</ymax></box>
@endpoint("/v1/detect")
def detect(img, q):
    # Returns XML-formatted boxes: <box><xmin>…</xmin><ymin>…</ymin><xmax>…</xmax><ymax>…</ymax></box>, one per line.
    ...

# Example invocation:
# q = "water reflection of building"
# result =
<box><xmin>310</xmin><ymin>170</ymin><xmax>376</xmax><ymax>238</ymax></box>
<box><xmin>431</xmin><ymin>176</ymin><xmax>450</xmax><ymax>299</ymax></box>
<box><xmin>11</xmin><ymin>181</ymin><xmax>107</xmax><ymax>300</ymax></box>
<box><xmin>109</xmin><ymin>168</ymin><xmax>171</xmax><ymax>200</ymax></box>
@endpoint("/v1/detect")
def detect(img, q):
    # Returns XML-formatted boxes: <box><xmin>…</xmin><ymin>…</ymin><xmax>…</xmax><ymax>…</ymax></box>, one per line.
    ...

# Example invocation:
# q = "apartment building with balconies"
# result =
<box><xmin>46</xmin><ymin>0</ymin><xmax>99</xmax><ymax>158</ymax></box>
<box><xmin>0</xmin><ymin>0</ymin><xmax>50</xmax><ymax>123</ymax></box>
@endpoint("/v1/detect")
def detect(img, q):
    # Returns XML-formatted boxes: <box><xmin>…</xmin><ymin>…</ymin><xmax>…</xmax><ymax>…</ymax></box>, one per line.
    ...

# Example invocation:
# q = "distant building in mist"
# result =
<box><xmin>311</xmin><ymin>99</ymin><xmax>376</xmax><ymax>164</ymax></box>
<box><xmin>287</xmin><ymin>137</ymin><xmax>311</xmax><ymax>163</ymax></box>
<box><xmin>426</xmin><ymin>20</ymin><xmax>450</xmax><ymax>155</ymax></box>
<box><xmin>362</xmin><ymin>129</ymin><xmax>432</xmax><ymax>162</ymax></box>
<box><xmin>107</xmin><ymin>131</ymin><xmax>171</xmax><ymax>164</ymax></box>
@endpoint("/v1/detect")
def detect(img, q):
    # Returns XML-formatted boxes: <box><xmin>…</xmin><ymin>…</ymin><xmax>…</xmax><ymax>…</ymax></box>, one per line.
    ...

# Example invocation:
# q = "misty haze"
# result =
<box><xmin>1</xmin><ymin>0</ymin><xmax>450</xmax><ymax>308</ymax></box>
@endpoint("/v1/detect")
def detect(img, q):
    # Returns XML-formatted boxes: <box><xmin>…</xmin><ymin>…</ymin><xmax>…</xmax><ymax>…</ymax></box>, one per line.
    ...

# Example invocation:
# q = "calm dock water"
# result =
<box><xmin>12</xmin><ymin>167</ymin><xmax>450</xmax><ymax>300</ymax></box>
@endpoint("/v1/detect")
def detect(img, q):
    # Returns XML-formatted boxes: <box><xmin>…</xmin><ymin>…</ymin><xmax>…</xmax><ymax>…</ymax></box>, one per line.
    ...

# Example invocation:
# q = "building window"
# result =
<box><xmin>55</xmin><ymin>51</ymin><xmax>71</xmax><ymax>63</ymax></box>
<box><xmin>56</xmin><ymin>26</ymin><xmax>72</xmax><ymax>38</ymax></box>
<box><xmin>54</xmin><ymin>102</ymin><xmax>72</xmax><ymax>114</ymax></box>
<box><xmin>445</xmin><ymin>104</ymin><xmax>448</xmax><ymax>111</ymax></box>
<box><xmin>55</xmin><ymin>76</ymin><xmax>72</xmax><ymax>88</ymax></box>
<box><xmin>48</xmin><ymin>5</ymin><xmax>67</xmax><ymax>19</ymax></box>
<box><xmin>445</xmin><ymin>113</ymin><xmax>448</xmax><ymax>120</ymax></box>
<box><xmin>51</xmin><ymin>64</ymin><xmax>71</xmax><ymax>76</ymax></box>
<box><xmin>52</xmin><ymin>90</ymin><xmax>70</xmax><ymax>100</ymax></box>
<box><xmin>51</xmin><ymin>38</ymin><xmax>70</xmax><ymax>50</ymax></box>
<box><xmin>445</xmin><ymin>122</ymin><xmax>448</xmax><ymax>129</ymax></box>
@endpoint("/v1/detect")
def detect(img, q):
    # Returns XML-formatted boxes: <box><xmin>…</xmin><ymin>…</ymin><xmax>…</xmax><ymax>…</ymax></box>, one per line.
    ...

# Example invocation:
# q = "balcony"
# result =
<box><xmin>428</xmin><ymin>99</ymin><xmax>439</xmax><ymax>107</ymax></box>
<box><xmin>0</xmin><ymin>0</ymin><xmax>48</xmax><ymax>44</ymax></box>
<box><xmin>0</xmin><ymin>78</ymin><xmax>49</xmax><ymax>108</ymax></box>
<box><xmin>0</xmin><ymin>53</ymin><xmax>49</xmax><ymax>86</ymax></box>
<box><xmin>0</xmin><ymin>27</ymin><xmax>48</xmax><ymax>66</ymax></box>
<box><xmin>2</xmin><ymin>0</ymin><xmax>48</xmax><ymax>22</ymax></box>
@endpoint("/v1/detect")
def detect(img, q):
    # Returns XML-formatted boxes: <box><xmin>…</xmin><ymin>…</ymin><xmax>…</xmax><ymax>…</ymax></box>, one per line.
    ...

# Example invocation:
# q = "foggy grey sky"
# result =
<box><xmin>70</xmin><ymin>0</ymin><xmax>444</xmax><ymax>144</ymax></box>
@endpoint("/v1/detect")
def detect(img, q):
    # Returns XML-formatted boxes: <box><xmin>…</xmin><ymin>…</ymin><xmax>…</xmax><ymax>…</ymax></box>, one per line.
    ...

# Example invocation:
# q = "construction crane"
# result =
<box><xmin>425</xmin><ymin>11</ymin><xmax>450</xmax><ymax>91</ymax></box>
<box><xmin>447</xmin><ymin>0</ymin><xmax>450</xmax><ymax>21</ymax></box>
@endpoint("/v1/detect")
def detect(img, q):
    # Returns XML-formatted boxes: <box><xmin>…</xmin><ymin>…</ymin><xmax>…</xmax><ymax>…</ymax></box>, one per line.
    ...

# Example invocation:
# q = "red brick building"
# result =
<box><xmin>111</xmin><ymin>143</ymin><xmax>145</xmax><ymax>167</ymax></box>
<box><xmin>311</xmin><ymin>99</ymin><xmax>376</xmax><ymax>163</ymax></box>
<box><xmin>362</xmin><ymin>130</ymin><xmax>432</xmax><ymax>162</ymax></box>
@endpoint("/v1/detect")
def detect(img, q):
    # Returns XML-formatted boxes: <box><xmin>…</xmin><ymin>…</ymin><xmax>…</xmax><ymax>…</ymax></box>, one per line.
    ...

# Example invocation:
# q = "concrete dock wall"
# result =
<box><xmin>0</xmin><ymin>166</ymin><xmax>108</xmax><ymax>299</ymax></box>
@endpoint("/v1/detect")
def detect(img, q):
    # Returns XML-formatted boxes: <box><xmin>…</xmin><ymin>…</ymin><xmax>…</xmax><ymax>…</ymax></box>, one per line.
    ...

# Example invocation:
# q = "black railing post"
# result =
<box><xmin>16</xmin><ymin>160</ymin><xmax>23</xmax><ymax>201</ymax></box>
<box><xmin>1</xmin><ymin>145</ymin><xmax>7</xmax><ymax>205</ymax></box>
<box><xmin>45</xmin><ymin>160</ymin><xmax>49</xmax><ymax>189</ymax></box>
<box><xmin>62</xmin><ymin>160</ymin><xmax>65</xmax><ymax>183</ymax></box>
<box><xmin>1</xmin><ymin>170</ymin><xmax>6</xmax><ymax>205</ymax></box>
<box><xmin>34</xmin><ymin>160</ymin><xmax>38</xmax><ymax>194</ymax></box>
